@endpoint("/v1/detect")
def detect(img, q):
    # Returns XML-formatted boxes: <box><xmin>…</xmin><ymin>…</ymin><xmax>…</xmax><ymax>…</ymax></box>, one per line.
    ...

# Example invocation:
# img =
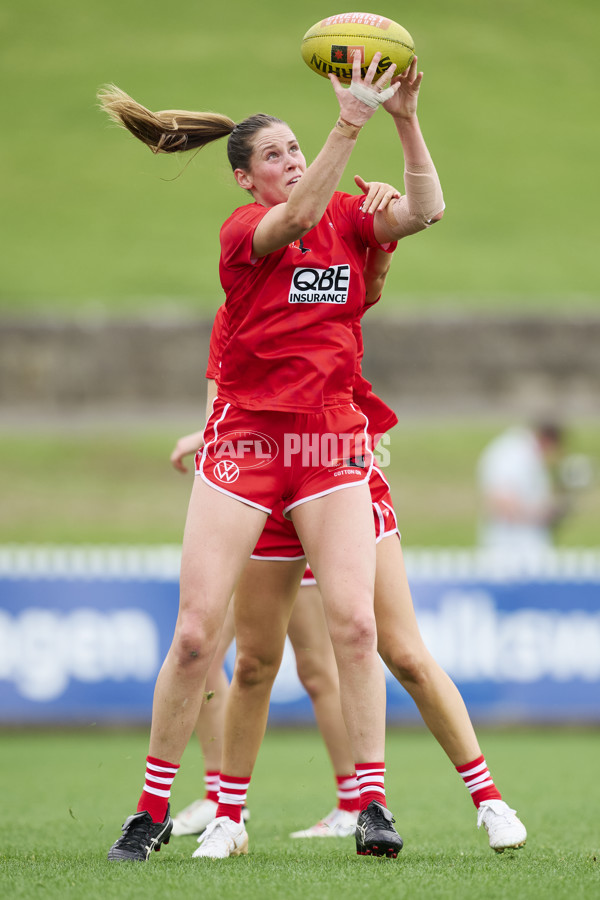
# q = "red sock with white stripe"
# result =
<box><xmin>456</xmin><ymin>755</ymin><xmax>502</xmax><ymax>807</ymax></box>
<box><xmin>355</xmin><ymin>762</ymin><xmax>386</xmax><ymax>810</ymax></box>
<box><xmin>215</xmin><ymin>774</ymin><xmax>251</xmax><ymax>823</ymax></box>
<box><xmin>204</xmin><ymin>770</ymin><xmax>220</xmax><ymax>803</ymax></box>
<box><xmin>336</xmin><ymin>773</ymin><xmax>360</xmax><ymax>812</ymax></box>
<box><xmin>137</xmin><ymin>755</ymin><xmax>180</xmax><ymax>823</ymax></box>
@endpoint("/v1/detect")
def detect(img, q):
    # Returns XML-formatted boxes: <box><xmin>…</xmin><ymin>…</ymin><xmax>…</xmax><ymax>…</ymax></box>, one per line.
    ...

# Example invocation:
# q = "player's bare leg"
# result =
<box><xmin>197</xmin><ymin>611</ymin><xmax>234</xmax><ymax>771</ymax></box>
<box><xmin>292</xmin><ymin>484</ymin><xmax>384</xmax><ymax>764</ymax></box>
<box><xmin>375</xmin><ymin>535</ymin><xmax>480</xmax><ymax>763</ymax></box>
<box><xmin>148</xmin><ymin>481</ymin><xmax>267</xmax><ymax>764</ymax></box>
<box><xmin>374</xmin><ymin>534</ymin><xmax>526</xmax><ymax>851</ymax></box>
<box><xmin>287</xmin><ymin>589</ymin><xmax>359</xmax><ymax>838</ymax></box>
<box><xmin>287</xmin><ymin>586</ymin><xmax>355</xmax><ymax>774</ymax></box>
<box><xmin>292</xmin><ymin>484</ymin><xmax>402</xmax><ymax>858</ymax></box>
<box><xmin>171</xmin><ymin>603</ymin><xmax>236</xmax><ymax>837</ymax></box>
<box><xmin>222</xmin><ymin>558</ymin><xmax>306</xmax><ymax>777</ymax></box>
<box><xmin>193</xmin><ymin>558</ymin><xmax>304</xmax><ymax>859</ymax></box>
<box><xmin>108</xmin><ymin>479</ymin><xmax>267</xmax><ymax>861</ymax></box>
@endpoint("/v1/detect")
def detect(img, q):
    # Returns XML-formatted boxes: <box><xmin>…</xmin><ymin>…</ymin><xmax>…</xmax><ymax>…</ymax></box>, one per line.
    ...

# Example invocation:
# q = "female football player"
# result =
<box><xmin>101</xmin><ymin>52</ymin><xmax>444</xmax><ymax>862</ymax></box>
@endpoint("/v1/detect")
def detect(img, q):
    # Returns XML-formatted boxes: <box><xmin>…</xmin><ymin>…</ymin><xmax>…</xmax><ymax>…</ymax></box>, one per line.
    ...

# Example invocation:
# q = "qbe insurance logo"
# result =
<box><xmin>288</xmin><ymin>264</ymin><xmax>350</xmax><ymax>304</ymax></box>
<box><xmin>207</xmin><ymin>431</ymin><xmax>279</xmax><ymax>484</ymax></box>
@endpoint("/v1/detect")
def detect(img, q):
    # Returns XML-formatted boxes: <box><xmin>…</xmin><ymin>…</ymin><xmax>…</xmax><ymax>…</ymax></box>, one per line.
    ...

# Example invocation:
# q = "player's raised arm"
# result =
<box><xmin>371</xmin><ymin>57</ymin><xmax>445</xmax><ymax>244</ymax></box>
<box><xmin>249</xmin><ymin>52</ymin><xmax>399</xmax><ymax>258</ymax></box>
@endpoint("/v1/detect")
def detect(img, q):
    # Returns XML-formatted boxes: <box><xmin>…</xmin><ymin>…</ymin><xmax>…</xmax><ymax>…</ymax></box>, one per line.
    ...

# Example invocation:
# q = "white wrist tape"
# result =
<box><xmin>349</xmin><ymin>81</ymin><xmax>395</xmax><ymax>109</ymax></box>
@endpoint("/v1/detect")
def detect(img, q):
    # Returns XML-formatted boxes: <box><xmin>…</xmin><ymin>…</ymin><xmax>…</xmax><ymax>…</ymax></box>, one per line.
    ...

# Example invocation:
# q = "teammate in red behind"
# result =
<box><xmin>170</xmin><ymin>249</ymin><xmax>527</xmax><ymax>857</ymax></box>
<box><xmin>170</xmin><ymin>220</ymin><xmax>398</xmax><ymax>846</ymax></box>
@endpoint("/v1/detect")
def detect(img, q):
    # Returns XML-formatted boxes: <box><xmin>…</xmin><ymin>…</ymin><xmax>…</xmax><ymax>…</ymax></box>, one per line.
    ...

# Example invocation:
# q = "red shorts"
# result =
<box><xmin>251</xmin><ymin>463</ymin><xmax>399</xmax><ymax>565</ymax></box>
<box><xmin>197</xmin><ymin>398</ymin><xmax>373</xmax><ymax>515</ymax></box>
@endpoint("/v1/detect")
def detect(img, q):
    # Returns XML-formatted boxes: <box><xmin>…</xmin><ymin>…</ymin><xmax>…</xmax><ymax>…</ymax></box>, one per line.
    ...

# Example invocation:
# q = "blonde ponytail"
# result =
<box><xmin>97</xmin><ymin>84</ymin><xmax>236</xmax><ymax>154</ymax></box>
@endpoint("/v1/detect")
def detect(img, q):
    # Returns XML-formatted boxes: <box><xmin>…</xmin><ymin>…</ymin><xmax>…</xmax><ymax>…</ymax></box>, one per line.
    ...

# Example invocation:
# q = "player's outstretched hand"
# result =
<box><xmin>355</xmin><ymin>174</ymin><xmax>400</xmax><ymax>214</ymax></box>
<box><xmin>170</xmin><ymin>430</ymin><xmax>205</xmax><ymax>473</ymax></box>
<box><xmin>382</xmin><ymin>55</ymin><xmax>423</xmax><ymax>120</ymax></box>
<box><xmin>329</xmin><ymin>51</ymin><xmax>400</xmax><ymax>127</ymax></box>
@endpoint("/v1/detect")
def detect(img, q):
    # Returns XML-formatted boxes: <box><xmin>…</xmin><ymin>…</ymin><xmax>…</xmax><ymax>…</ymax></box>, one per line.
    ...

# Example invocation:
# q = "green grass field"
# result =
<box><xmin>1</xmin><ymin>420</ymin><xmax>598</xmax><ymax>546</ymax></box>
<box><xmin>2</xmin><ymin>727</ymin><xmax>599</xmax><ymax>899</ymax></box>
<box><xmin>3</xmin><ymin>7</ymin><xmax>598</xmax><ymax>894</ymax></box>
<box><xmin>1</xmin><ymin>0</ymin><xmax>599</xmax><ymax>316</ymax></box>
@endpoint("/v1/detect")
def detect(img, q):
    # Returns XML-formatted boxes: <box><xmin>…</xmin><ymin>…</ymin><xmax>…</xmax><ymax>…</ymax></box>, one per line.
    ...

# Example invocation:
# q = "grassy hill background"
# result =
<box><xmin>1</xmin><ymin>0</ymin><xmax>599</xmax><ymax>317</ymax></box>
<box><xmin>2</xmin><ymin>2</ymin><xmax>599</xmax><ymax>547</ymax></box>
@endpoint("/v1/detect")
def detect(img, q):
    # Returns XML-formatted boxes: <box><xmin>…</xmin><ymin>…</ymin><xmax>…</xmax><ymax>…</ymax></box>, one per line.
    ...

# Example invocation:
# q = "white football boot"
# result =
<box><xmin>192</xmin><ymin>816</ymin><xmax>249</xmax><ymax>858</ymax></box>
<box><xmin>172</xmin><ymin>798</ymin><xmax>250</xmax><ymax>836</ymax></box>
<box><xmin>171</xmin><ymin>798</ymin><xmax>218</xmax><ymax>836</ymax></box>
<box><xmin>477</xmin><ymin>799</ymin><xmax>527</xmax><ymax>852</ymax></box>
<box><xmin>290</xmin><ymin>807</ymin><xmax>358</xmax><ymax>838</ymax></box>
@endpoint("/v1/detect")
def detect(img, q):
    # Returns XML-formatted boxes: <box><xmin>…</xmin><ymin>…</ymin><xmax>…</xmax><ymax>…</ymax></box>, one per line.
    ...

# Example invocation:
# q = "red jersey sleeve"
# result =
<box><xmin>374</xmin><ymin>239</ymin><xmax>398</xmax><ymax>256</ymax></box>
<box><xmin>220</xmin><ymin>203</ymin><xmax>270</xmax><ymax>272</ymax></box>
<box><xmin>331</xmin><ymin>192</ymin><xmax>400</xmax><ymax>252</ymax></box>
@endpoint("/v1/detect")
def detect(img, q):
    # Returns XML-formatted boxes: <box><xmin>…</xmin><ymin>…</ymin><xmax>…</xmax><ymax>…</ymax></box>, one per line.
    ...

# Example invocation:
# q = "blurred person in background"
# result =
<box><xmin>476</xmin><ymin>421</ymin><xmax>570</xmax><ymax>551</ymax></box>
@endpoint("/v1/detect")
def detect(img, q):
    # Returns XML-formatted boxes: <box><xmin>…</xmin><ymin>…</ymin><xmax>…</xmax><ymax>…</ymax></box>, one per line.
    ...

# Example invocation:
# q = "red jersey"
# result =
<box><xmin>217</xmin><ymin>192</ymin><xmax>387</xmax><ymax>413</ymax></box>
<box><xmin>207</xmin><ymin>299</ymin><xmax>397</xmax><ymax>440</ymax></box>
<box><xmin>352</xmin><ymin>295</ymin><xmax>398</xmax><ymax>438</ymax></box>
<box><xmin>205</xmin><ymin>304</ymin><xmax>228</xmax><ymax>381</ymax></box>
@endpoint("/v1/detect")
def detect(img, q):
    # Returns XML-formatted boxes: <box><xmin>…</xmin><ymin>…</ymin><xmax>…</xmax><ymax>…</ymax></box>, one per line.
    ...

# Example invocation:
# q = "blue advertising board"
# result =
<box><xmin>1</xmin><ymin>546</ymin><xmax>599</xmax><ymax>724</ymax></box>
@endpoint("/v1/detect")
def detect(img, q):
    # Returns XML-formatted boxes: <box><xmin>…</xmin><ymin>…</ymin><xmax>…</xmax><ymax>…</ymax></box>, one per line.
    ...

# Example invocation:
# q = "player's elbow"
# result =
<box><xmin>407</xmin><ymin>209</ymin><xmax>444</xmax><ymax>235</ymax></box>
<box><xmin>386</xmin><ymin>204</ymin><xmax>445</xmax><ymax>240</ymax></box>
<box><xmin>289</xmin><ymin>209</ymin><xmax>319</xmax><ymax>235</ymax></box>
<box><xmin>285</xmin><ymin>196</ymin><xmax>325</xmax><ymax>235</ymax></box>
<box><xmin>417</xmin><ymin>205</ymin><xmax>445</xmax><ymax>230</ymax></box>
<box><xmin>400</xmin><ymin>213</ymin><xmax>432</xmax><ymax>237</ymax></box>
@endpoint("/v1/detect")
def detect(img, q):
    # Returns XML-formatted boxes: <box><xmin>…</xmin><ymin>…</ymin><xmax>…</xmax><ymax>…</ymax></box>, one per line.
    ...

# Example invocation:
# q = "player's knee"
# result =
<box><xmin>382</xmin><ymin>645</ymin><xmax>430</xmax><ymax>688</ymax></box>
<box><xmin>329</xmin><ymin>608</ymin><xmax>377</xmax><ymax>656</ymax></box>
<box><xmin>297</xmin><ymin>666</ymin><xmax>337</xmax><ymax>700</ymax></box>
<box><xmin>171</xmin><ymin>633</ymin><xmax>211</xmax><ymax>669</ymax></box>
<box><xmin>234</xmin><ymin>651</ymin><xmax>280</xmax><ymax>688</ymax></box>
<box><xmin>172</xmin><ymin>616</ymin><xmax>217</xmax><ymax>669</ymax></box>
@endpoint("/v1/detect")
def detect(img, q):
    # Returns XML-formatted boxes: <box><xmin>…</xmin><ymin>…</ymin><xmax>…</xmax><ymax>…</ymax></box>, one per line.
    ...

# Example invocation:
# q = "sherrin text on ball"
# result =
<box><xmin>301</xmin><ymin>12</ymin><xmax>415</xmax><ymax>84</ymax></box>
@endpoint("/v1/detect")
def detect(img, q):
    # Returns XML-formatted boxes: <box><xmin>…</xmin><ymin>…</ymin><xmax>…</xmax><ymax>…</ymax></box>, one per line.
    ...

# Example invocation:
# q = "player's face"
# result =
<box><xmin>243</xmin><ymin>125</ymin><xmax>307</xmax><ymax>206</ymax></box>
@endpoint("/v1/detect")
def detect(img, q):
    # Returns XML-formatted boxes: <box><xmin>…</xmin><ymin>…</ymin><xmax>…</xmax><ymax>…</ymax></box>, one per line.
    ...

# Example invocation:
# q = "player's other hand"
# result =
<box><xmin>382</xmin><ymin>55</ymin><xmax>423</xmax><ymax>119</ymax></box>
<box><xmin>170</xmin><ymin>430</ymin><xmax>205</xmax><ymax>473</ymax></box>
<box><xmin>355</xmin><ymin>174</ymin><xmax>400</xmax><ymax>214</ymax></box>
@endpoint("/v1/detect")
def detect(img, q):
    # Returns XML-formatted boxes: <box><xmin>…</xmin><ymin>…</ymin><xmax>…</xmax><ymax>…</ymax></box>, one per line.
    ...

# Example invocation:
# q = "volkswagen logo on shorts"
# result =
<box><xmin>208</xmin><ymin>430</ymin><xmax>279</xmax><ymax>470</ymax></box>
<box><xmin>214</xmin><ymin>460</ymin><xmax>240</xmax><ymax>483</ymax></box>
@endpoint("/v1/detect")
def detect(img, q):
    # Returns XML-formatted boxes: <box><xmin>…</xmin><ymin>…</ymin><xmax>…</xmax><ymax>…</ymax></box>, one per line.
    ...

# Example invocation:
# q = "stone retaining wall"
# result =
<box><xmin>1</xmin><ymin>315</ymin><xmax>598</xmax><ymax>418</ymax></box>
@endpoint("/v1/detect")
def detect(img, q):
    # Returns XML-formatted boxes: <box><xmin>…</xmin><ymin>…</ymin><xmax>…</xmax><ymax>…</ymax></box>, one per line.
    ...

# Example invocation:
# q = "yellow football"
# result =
<box><xmin>301</xmin><ymin>12</ymin><xmax>415</xmax><ymax>84</ymax></box>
